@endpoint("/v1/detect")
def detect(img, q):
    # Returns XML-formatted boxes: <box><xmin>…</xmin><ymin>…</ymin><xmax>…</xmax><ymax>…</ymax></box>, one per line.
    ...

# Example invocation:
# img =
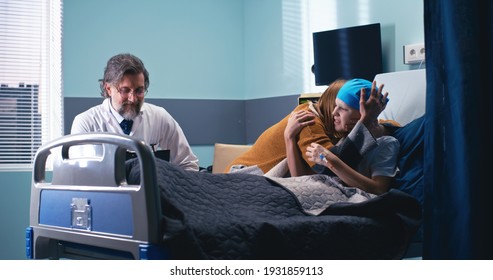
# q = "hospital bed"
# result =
<box><xmin>26</xmin><ymin>69</ymin><xmax>426</xmax><ymax>260</ymax></box>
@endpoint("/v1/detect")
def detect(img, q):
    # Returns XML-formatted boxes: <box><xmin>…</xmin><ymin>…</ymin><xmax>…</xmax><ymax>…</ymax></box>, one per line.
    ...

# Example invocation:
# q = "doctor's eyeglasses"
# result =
<box><xmin>116</xmin><ymin>86</ymin><xmax>147</xmax><ymax>97</ymax></box>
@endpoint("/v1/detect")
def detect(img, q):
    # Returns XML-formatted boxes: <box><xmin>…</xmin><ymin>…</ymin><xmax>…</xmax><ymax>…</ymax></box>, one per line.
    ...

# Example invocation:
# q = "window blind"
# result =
<box><xmin>0</xmin><ymin>0</ymin><xmax>63</xmax><ymax>170</ymax></box>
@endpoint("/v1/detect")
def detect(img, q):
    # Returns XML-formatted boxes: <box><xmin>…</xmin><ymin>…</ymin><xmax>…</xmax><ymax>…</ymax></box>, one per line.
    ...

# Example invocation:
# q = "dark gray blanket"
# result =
<box><xmin>127</xmin><ymin>159</ymin><xmax>422</xmax><ymax>260</ymax></box>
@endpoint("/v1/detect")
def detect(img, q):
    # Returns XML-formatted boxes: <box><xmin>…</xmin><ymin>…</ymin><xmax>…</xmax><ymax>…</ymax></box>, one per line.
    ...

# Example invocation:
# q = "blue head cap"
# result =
<box><xmin>337</xmin><ymin>78</ymin><xmax>382</xmax><ymax>110</ymax></box>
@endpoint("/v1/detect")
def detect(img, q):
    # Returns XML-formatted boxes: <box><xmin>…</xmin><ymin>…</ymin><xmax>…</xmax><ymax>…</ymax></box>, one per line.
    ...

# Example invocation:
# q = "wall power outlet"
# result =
<box><xmin>403</xmin><ymin>43</ymin><xmax>425</xmax><ymax>65</ymax></box>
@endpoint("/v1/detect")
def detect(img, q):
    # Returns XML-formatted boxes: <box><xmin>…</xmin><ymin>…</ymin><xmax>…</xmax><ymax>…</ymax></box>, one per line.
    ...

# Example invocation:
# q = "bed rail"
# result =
<box><xmin>27</xmin><ymin>133</ymin><xmax>165</xmax><ymax>259</ymax></box>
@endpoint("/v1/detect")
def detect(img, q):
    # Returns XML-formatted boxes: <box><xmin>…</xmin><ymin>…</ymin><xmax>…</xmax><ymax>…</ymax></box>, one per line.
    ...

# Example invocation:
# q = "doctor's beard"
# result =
<box><xmin>118</xmin><ymin>100</ymin><xmax>142</xmax><ymax>120</ymax></box>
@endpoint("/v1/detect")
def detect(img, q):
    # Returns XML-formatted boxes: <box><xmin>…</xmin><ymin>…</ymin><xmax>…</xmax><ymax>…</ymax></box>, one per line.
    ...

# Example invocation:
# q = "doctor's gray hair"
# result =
<box><xmin>99</xmin><ymin>53</ymin><xmax>150</xmax><ymax>98</ymax></box>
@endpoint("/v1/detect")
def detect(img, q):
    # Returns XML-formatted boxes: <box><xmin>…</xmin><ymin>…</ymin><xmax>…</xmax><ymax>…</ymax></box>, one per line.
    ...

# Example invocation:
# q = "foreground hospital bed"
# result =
<box><xmin>26</xmin><ymin>70</ymin><xmax>426</xmax><ymax>260</ymax></box>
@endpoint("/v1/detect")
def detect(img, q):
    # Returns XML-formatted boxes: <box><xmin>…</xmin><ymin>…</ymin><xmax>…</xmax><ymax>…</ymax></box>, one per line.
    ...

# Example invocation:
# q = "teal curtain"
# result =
<box><xmin>423</xmin><ymin>0</ymin><xmax>493</xmax><ymax>259</ymax></box>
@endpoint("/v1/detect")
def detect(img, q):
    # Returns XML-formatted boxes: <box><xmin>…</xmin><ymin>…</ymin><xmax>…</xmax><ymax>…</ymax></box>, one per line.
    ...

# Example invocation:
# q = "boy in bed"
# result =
<box><xmin>71</xmin><ymin>53</ymin><xmax>199</xmax><ymax>171</ymax></box>
<box><xmin>284</xmin><ymin>78</ymin><xmax>399</xmax><ymax>195</ymax></box>
<box><xmin>226</xmin><ymin>77</ymin><xmax>397</xmax><ymax>176</ymax></box>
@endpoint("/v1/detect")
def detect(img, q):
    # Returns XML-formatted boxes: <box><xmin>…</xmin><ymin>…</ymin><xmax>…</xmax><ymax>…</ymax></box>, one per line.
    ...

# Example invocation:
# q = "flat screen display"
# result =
<box><xmin>313</xmin><ymin>23</ymin><xmax>383</xmax><ymax>86</ymax></box>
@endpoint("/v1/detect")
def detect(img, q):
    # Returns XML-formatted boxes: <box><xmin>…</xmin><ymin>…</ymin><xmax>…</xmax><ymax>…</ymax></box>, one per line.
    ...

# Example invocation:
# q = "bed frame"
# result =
<box><xmin>27</xmin><ymin>132</ymin><xmax>421</xmax><ymax>260</ymax></box>
<box><xmin>26</xmin><ymin>133</ymin><xmax>166</xmax><ymax>259</ymax></box>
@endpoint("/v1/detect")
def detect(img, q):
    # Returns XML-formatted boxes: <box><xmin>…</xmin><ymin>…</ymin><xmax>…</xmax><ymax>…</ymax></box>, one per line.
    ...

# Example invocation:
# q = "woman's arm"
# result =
<box><xmin>306</xmin><ymin>142</ymin><xmax>392</xmax><ymax>195</ymax></box>
<box><xmin>284</xmin><ymin>110</ymin><xmax>317</xmax><ymax>177</ymax></box>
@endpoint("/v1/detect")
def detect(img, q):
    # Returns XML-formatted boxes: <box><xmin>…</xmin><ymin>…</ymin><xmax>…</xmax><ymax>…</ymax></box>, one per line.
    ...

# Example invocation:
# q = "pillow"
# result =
<box><xmin>375</xmin><ymin>69</ymin><xmax>426</xmax><ymax>126</ymax></box>
<box><xmin>212</xmin><ymin>143</ymin><xmax>251</xmax><ymax>173</ymax></box>
<box><xmin>387</xmin><ymin>116</ymin><xmax>424</xmax><ymax>206</ymax></box>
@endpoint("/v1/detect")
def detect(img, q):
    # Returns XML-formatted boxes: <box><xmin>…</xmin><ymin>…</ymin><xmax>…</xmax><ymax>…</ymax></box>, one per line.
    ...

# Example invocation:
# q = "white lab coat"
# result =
<box><xmin>71</xmin><ymin>98</ymin><xmax>199</xmax><ymax>171</ymax></box>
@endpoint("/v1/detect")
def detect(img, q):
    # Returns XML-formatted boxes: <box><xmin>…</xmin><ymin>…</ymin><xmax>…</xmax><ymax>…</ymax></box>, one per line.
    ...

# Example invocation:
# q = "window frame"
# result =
<box><xmin>0</xmin><ymin>0</ymin><xmax>63</xmax><ymax>171</ymax></box>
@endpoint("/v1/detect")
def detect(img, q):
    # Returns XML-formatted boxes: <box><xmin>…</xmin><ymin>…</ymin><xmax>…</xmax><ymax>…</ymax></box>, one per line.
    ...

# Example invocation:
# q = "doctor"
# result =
<box><xmin>71</xmin><ymin>53</ymin><xmax>199</xmax><ymax>171</ymax></box>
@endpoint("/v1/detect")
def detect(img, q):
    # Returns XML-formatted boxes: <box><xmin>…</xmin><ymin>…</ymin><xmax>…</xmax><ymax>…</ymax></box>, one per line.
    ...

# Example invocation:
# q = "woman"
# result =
<box><xmin>225</xmin><ymin>79</ymin><xmax>344</xmax><ymax>174</ymax></box>
<box><xmin>226</xmin><ymin>79</ymin><xmax>395</xmax><ymax>175</ymax></box>
<box><xmin>284</xmin><ymin>78</ymin><xmax>399</xmax><ymax>195</ymax></box>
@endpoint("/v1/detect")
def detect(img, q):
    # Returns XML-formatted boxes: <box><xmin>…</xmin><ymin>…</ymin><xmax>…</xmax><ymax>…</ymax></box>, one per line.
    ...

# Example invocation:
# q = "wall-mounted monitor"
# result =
<box><xmin>313</xmin><ymin>23</ymin><xmax>383</xmax><ymax>86</ymax></box>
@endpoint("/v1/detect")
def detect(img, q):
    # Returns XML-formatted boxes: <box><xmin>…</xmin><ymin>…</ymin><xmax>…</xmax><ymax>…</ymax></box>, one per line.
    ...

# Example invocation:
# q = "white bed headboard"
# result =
<box><xmin>374</xmin><ymin>69</ymin><xmax>426</xmax><ymax>126</ymax></box>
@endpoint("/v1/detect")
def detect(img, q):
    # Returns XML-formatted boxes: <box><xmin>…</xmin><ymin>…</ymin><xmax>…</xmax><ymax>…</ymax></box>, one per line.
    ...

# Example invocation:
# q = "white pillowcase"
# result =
<box><xmin>374</xmin><ymin>69</ymin><xmax>426</xmax><ymax>126</ymax></box>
